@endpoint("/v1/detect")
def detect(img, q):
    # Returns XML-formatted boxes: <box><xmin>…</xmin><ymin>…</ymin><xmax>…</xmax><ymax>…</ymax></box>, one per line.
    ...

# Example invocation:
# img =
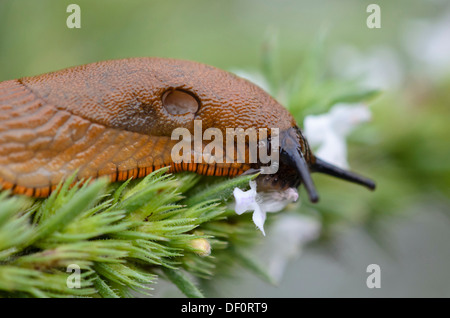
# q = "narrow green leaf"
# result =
<box><xmin>29</xmin><ymin>179</ymin><xmax>108</xmax><ymax>246</ymax></box>
<box><xmin>93</xmin><ymin>275</ymin><xmax>121</xmax><ymax>298</ymax></box>
<box><xmin>162</xmin><ymin>267</ymin><xmax>204</xmax><ymax>298</ymax></box>
<box><xmin>328</xmin><ymin>89</ymin><xmax>381</xmax><ymax>106</ymax></box>
<box><xmin>183</xmin><ymin>173</ymin><xmax>258</xmax><ymax>206</ymax></box>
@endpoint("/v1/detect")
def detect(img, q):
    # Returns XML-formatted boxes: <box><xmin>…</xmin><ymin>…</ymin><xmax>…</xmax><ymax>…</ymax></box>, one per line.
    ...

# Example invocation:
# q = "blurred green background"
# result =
<box><xmin>1</xmin><ymin>0</ymin><xmax>449</xmax><ymax>297</ymax></box>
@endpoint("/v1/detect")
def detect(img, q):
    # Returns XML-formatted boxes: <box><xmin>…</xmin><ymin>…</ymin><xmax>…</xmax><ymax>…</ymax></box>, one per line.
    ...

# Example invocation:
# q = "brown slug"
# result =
<box><xmin>0</xmin><ymin>57</ymin><xmax>375</xmax><ymax>201</ymax></box>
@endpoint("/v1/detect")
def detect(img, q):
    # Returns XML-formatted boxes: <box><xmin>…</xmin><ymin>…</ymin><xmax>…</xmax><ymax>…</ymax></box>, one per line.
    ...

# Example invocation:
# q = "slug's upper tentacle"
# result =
<box><xmin>311</xmin><ymin>157</ymin><xmax>376</xmax><ymax>190</ymax></box>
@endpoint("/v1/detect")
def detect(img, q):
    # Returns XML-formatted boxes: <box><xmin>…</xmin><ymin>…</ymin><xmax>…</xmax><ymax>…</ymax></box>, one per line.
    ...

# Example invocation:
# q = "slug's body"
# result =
<box><xmin>0</xmin><ymin>58</ymin><xmax>375</xmax><ymax>200</ymax></box>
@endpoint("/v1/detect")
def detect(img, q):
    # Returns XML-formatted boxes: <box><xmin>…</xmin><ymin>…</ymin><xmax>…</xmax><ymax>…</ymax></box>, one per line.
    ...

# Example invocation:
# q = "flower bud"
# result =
<box><xmin>190</xmin><ymin>238</ymin><xmax>211</xmax><ymax>257</ymax></box>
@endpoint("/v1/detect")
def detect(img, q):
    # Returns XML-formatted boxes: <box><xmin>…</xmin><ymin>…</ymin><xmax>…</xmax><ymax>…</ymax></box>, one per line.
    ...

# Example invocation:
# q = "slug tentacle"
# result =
<box><xmin>279</xmin><ymin>128</ymin><xmax>319</xmax><ymax>203</ymax></box>
<box><xmin>311</xmin><ymin>157</ymin><xmax>376</xmax><ymax>190</ymax></box>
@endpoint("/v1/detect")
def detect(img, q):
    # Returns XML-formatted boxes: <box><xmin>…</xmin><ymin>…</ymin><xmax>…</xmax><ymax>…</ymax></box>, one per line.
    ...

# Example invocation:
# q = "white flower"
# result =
<box><xmin>303</xmin><ymin>103</ymin><xmax>372</xmax><ymax>169</ymax></box>
<box><xmin>233</xmin><ymin>181</ymin><xmax>299</xmax><ymax>236</ymax></box>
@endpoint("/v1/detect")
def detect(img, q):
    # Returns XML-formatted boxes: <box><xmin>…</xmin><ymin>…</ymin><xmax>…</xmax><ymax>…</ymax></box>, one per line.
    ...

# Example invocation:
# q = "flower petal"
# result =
<box><xmin>233</xmin><ymin>181</ymin><xmax>258</xmax><ymax>215</ymax></box>
<box><xmin>257</xmin><ymin>188</ymin><xmax>299</xmax><ymax>213</ymax></box>
<box><xmin>251</xmin><ymin>203</ymin><xmax>267</xmax><ymax>236</ymax></box>
<box><xmin>233</xmin><ymin>181</ymin><xmax>300</xmax><ymax>236</ymax></box>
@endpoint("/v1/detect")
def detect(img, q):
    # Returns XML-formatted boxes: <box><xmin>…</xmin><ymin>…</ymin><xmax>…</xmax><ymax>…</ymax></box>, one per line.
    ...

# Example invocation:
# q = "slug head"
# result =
<box><xmin>256</xmin><ymin>127</ymin><xmax>376</xmax><ymax>203</ymax></box>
